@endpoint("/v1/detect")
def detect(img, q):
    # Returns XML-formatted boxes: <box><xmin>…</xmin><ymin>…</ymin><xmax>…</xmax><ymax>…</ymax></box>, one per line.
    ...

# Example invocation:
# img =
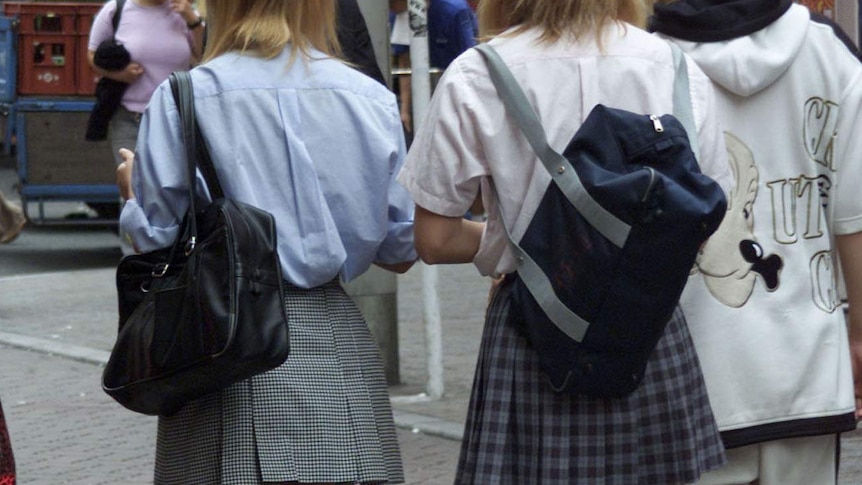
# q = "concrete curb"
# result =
<box><xmin>393</xmin><ymin>409</ymin><xmax>464</xmax><ymax>441</ymax></box>
<box><xmin>0</xmin><ymin>330</ymin><xmax>110</xmax><ymax>366</ymax></box>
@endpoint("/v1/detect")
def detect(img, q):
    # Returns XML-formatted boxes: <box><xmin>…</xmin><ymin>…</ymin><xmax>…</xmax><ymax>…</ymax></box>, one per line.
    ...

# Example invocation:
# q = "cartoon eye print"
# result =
<box><xmin>693</xmin><ymin>132</ymin><xmax>783</xmax><ymax>307</ymax></box>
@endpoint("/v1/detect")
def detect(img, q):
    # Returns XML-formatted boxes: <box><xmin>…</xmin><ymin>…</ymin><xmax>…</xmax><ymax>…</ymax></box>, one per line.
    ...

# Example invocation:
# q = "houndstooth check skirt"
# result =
<box><xmin>456</xmin><ymin>277</ymin><xmax>726</xmax><ymax>484</ymax></box>
<box><xmin>153</xmin><ymin>280</ymin><xmax>404</xmax><ymax>485</ymax></box>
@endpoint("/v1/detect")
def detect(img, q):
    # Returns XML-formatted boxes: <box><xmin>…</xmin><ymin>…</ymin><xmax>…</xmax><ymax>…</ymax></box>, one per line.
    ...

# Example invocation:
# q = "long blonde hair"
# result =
<box><xmin>203</xmin><ymin>0</ymin><xmax>340</xmax><ymax>62</ymax></box>
<box><xmin>478</xmin><ymin>0</ymin><xmax>648</xmax><ymax>43</ymax></box>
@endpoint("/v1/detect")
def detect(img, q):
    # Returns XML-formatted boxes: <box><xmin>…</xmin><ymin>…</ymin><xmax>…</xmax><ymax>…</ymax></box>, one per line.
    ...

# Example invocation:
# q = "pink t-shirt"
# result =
<box><xmin>88</xmin><ymin>0</ymin><xmax>195</xmax><ymax>113</ymax></box>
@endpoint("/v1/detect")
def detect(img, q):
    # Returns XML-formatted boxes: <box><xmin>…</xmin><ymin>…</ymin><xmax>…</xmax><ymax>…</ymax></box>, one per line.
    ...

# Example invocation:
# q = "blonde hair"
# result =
<box><xmin>477</xmin><ymin>0</ymin><xmax>648</xmax><ymax>43</ymax></box>
<box><xmin>203</xmin><ymin>0</ymin><xmax>339</xmax><ymax>62</ymax></box>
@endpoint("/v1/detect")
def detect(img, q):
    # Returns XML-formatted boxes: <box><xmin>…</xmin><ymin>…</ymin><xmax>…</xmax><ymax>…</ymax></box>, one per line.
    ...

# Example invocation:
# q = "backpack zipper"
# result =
<box><xmin>650</xmin><ymin>114</ymin><xmax>664</xmax><ymax>132</ymax></box>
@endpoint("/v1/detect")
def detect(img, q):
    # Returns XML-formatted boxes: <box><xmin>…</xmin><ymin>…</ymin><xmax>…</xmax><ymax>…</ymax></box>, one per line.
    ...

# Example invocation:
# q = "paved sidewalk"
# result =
<box><xmin>1</xmin><ymin>244</ymin><xmax>862</xmax><ymax>483</ymax></box>
<box><xmin>0</xmin><ymin>260</ymin><xmax>484</xmax><ymax>484</ymax></box>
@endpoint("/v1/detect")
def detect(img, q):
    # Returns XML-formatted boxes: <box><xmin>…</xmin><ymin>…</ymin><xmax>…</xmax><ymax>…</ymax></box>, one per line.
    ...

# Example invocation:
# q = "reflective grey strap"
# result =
<box><xmin>495</xmin><ymin>191</ymin><xmax>590</xmax><ymax>342</ymax></box>
<box><xmin>474</xmin><ymin>43</ymin><xmax>631</xmax><ymax>249</ymax></box>
<box><xmin>669</xmin><ymin>43</ymin><xmax>699</xmax><ymax>158</ymax></box>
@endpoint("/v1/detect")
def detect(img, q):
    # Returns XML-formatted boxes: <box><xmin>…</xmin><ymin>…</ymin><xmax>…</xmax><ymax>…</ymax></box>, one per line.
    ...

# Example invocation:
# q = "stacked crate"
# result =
<box><xmin>74</xmin><ymin>2</ymin><xmax>100</xmax><ymax>95</ymax></box>
<box><xmin>3</xmin><ymin>1</ymin><xmax>103</xmax><ymax>96</ymax></box>
<box><xmin>1</xmin><ymin>2</ymin><xmax>118</xmax><ymax>221</ymax></box>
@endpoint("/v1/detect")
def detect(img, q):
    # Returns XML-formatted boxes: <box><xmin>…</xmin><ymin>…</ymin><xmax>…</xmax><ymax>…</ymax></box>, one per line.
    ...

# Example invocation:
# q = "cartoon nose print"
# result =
<box><xmin>739</xmin><ymin>240</ymin><xmax>783</xmax><ymax>291</ymax></box>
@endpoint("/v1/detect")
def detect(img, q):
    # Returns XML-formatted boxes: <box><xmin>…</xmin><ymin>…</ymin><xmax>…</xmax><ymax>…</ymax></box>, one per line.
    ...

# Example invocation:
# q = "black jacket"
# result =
<box><xmin>649</xmin><ymin>0</ymin><xmax>859</xmax><ymax>59</ymax></box>
<box><xmin>336</xmin><ymin>0</ymin><xmax>387</xmax><ymax>86</ymax></box>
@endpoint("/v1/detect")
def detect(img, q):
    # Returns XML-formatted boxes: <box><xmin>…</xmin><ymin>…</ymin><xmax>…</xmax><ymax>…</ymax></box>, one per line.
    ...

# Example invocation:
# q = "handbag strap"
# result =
<box><xmin>669</xmin><ymin>44</ymin><xmax>699</xmax><ymax>157</ymax></box>
<box><xmin>169</xmin><ymin>72</ymin><xmax>224</xmax><ymax>200</ymax></box>
<box><xmin>168</xmin><ymin>71</ymin><xmax>225</xmax><ymax>252</ymax></box>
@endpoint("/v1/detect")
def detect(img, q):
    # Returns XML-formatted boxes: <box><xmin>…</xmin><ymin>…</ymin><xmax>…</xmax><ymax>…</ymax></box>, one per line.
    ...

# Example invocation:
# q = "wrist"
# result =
<box><xmin>186</xmin><ymin>16</ymin><xmax>204</xmax><ymax>30</ymax></box>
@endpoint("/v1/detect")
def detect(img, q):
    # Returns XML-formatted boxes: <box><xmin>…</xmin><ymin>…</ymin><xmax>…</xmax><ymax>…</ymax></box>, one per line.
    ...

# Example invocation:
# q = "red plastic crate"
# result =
<box><xmin>75</xmin><ymin>4</ymin><xmax>102</xmax><ymax>94</ymax></box>
<box><xmin>18</xmin><ymin>33</ymin><xmax>77</xmax><ymax>95</ymax></box>
<box><xmin>3</xmin><ymin>2</ymin><xmax>78</xmax><ymax>35</ymax></box>
<box><xmin>76</xmin><ymin>35</ymin><xmax>96</xmax><ymax>95</ymax></box>
<box><xmin>76</xmin><ymin>3</ymin><xmax>101</xmax><ymax>34</ymax></box>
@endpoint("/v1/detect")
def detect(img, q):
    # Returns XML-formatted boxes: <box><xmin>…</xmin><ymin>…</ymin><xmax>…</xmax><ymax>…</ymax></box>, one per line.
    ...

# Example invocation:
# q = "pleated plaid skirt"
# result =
<box><xmin>153</xmin><ymin>280</ymin><xmax>404</xmax><ymax>485</ymax></box>
<box><xmin>456</xmin><ymin>277</ymin><xmax>725</xmax><ymax>484</ymax></box>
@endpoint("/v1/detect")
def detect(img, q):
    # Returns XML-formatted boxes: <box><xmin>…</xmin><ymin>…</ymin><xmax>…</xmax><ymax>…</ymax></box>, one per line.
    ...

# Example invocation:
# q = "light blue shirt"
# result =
<box><xmin>120</xmin><ymin>47</ymin><xmax>416</xmax><ymax>288</ymax></box>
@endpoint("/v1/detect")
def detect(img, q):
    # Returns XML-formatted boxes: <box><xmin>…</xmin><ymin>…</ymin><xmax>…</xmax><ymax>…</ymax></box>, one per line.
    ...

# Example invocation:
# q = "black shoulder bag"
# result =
<box><xmin>475</xmin><ymin>43</ymin><xmax>727</xmax><ymax>398</ymax></box>
<box><xmin>103</xmin><ymin>71</ymin><xmax>290</xmax><ymax>416</ymax></box>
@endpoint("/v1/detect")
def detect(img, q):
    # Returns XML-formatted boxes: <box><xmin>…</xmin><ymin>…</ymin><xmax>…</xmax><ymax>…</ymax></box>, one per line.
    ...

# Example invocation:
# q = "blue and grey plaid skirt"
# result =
<box><xmin>153</xmin><ymin>280</ymin><xmax>403</xmax><ymax>485</ymax></box>
<box><xmin>456</xmin><ymin>276</ymin><xmax>725</xmax><ymax>484</ymax></box>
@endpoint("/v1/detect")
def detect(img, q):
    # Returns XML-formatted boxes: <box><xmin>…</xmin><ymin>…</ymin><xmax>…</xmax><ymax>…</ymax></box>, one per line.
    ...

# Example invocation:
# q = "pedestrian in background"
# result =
<box><xmin>0</xmin><ymin>191</ymin><xmax>25</xmax><ymax>244</ymax></box>
<box><xmin>115</xmin><ymin>0</ymin><xmax>417</xmax><ymax>483</ymax></box>
<box><xmin>87</xmin><ymin>0</ymin><xmax>204</xmax><ymax>250</ymax></box>
<box><xmin>398</xmin><ymin>0</ymin><xmax>732</xmax><ymax>482</ymax></box>
<box><xmin>389</xmin><ymin>0</ymin><xmax>478</xmax><ymax>133</ymax></box>
<box><xmin>337</xmin><ymin>0</ymin><xmax>387</xmax><ymax>86</ymax></box>
<box><xmin>650</xmin><ymin>1</ymin><xmax>862</xmax><ymax>483</ymax></box>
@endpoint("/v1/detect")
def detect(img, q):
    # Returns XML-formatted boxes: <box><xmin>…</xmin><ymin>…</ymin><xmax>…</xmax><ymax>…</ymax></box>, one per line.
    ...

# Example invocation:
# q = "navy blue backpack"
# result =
<box><xmin>475</xmin><ymin>43</ymin><xmax>727</xmax><ymax>398</ymax></box>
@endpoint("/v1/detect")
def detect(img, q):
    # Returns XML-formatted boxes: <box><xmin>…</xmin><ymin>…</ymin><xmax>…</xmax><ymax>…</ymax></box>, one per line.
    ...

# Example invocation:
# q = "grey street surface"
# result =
<box><xmin>1</xmin><ymin>160</ymin><xmax>862</xmax><ymax>484</ymax></box>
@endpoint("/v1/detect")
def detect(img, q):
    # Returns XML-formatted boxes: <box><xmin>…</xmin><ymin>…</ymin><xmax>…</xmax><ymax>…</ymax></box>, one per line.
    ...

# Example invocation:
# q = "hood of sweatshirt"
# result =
<box><xmin>650</xmin><ymin>0</ymin><xmax>809</xmax><ymax>97</ymax></box>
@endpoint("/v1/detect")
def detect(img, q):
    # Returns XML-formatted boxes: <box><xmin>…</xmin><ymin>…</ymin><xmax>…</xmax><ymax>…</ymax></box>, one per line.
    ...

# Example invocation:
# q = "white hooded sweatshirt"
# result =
<box><xmin>653</xmin><ymin>2</ymin><xmax>862</xmax><ymax>448</ymax></box>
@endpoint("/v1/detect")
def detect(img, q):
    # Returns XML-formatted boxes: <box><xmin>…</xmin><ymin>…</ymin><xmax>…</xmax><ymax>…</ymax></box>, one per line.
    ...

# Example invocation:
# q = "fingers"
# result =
<box><xmin>119</xmin><ymin>148</ymin><xmax>135</xmax><ymax>164</ymax></box>
<box><xmin>169</xmin><ymin>0</ymin><xmax>192</xmax><ymax>15</ymax></box>
<box><xmin>116</xmin><ymin>150</ymin><xmax>136</xmax><ymax>201</ymax></box>
<box><xmin>118</xmin><ymin>64</ymin><xmax>144</xmax><ymax>84</ymax></box>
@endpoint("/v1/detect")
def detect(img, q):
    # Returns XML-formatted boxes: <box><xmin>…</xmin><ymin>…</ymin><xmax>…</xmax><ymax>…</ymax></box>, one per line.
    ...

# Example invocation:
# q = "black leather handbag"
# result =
<box><xmin>102</xmin><ymin>71</ymin><xmax>290</xmax><ymax>417</ymax></box>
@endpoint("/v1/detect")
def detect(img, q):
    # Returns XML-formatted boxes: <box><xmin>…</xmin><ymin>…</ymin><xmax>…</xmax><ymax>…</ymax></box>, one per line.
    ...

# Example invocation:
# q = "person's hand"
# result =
<box><xmin>117</xmin><ymin>148</ymin><xmax>136</xmax><ymax>201</ymax></box>
<box><xmin>114</xmin><ymin>62</ymin><xmax>144</xmax><ymax>84</ymax></box>
<box><xmin>400</xmin><ymin>105</ymin><xmax>413</xmax><ymax>134</ymax></box>
<box><xmin>374</xmin><ymin>259</ymin><xmax>417</xmax><ymax>274</ymax></box>
<box><xmin>170</xmin><ymin>0</ymin><xmax>198</xmax><ymax>25</ymax></box>
<box><xmin>488</xmin><ymin>275</ymin><xmax>505</xmax><ymax>307</ymax></box>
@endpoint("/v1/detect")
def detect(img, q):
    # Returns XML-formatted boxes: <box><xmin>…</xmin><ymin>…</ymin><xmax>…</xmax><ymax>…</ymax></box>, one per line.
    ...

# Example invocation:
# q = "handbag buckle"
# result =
<box><xmin>152</xmin><ymin>263</ymin><xmax>170</xmax><ymax>278</ymax></box>
<box><xmin>185</xmin><ymin>236</ymin><xmax>197</xmax><ymax>256</ymax></box>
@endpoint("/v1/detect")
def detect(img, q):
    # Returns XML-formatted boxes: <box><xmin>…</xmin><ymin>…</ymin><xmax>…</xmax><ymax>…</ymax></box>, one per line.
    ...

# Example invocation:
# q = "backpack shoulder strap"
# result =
<box><xmin>474</xmin><ymin>42</ymin><xmax>631</xmax><ymax>249</ymax></box>
<box><xmin>669</xmin><ymin>43</ymin><xmax>699</xmax><ymax>158</ymax></box>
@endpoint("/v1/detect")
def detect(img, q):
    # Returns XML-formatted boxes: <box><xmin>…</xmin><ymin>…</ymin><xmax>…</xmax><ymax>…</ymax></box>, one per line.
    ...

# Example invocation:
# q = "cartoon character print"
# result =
<box><xmin>691</xmin><ymin>132</ymin><xmax>783</xmax><ymax>307</ymax></box>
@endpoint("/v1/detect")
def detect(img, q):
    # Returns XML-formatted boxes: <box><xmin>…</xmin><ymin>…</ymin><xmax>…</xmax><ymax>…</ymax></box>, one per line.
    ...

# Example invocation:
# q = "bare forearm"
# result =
<box><xmin>837</xmin><ymin>232</ymin><xmax>862</xmax><ymax>418</ymax></box>
<box><xmin>838</xmin><ymin>233</ymin><xmax>862</xmax><ymax>339</ymax></box>
<box><xmin>414</xmin><ymin>206</ymin><xmax>483</xmax><ymax>264</ymax></box>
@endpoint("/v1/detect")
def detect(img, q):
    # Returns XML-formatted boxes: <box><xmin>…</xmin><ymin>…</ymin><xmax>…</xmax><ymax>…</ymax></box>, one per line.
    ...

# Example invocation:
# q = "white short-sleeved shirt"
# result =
<box><xmin>398</xmin><ymin>23</ymin><xmax>732</xmax><ymax>277</ymax></box>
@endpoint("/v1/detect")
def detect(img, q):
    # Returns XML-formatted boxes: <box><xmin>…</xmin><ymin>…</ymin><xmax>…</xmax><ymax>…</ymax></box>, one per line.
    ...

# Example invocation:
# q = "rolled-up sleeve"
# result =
<box><xmin>376</xmin><ymin>137</ymin><xmax>417</xmax><ymax>264</ymax></box>
<box><xmin>119</xmin><ymin>83</ymin><xmax>209</xmax><ymax>253</ymax></box>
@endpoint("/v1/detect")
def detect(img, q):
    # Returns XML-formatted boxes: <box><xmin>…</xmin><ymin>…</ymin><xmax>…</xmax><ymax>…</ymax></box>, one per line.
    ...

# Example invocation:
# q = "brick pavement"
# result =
<box><xmin>0</xmin><ymin>259</ymin><xmax>481</xmax><ymax>484</ymax></box>
<box><xmin>0</xmin><ymin>344</ymin><xmax>461</xmax><ymax>485</ymax></box>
